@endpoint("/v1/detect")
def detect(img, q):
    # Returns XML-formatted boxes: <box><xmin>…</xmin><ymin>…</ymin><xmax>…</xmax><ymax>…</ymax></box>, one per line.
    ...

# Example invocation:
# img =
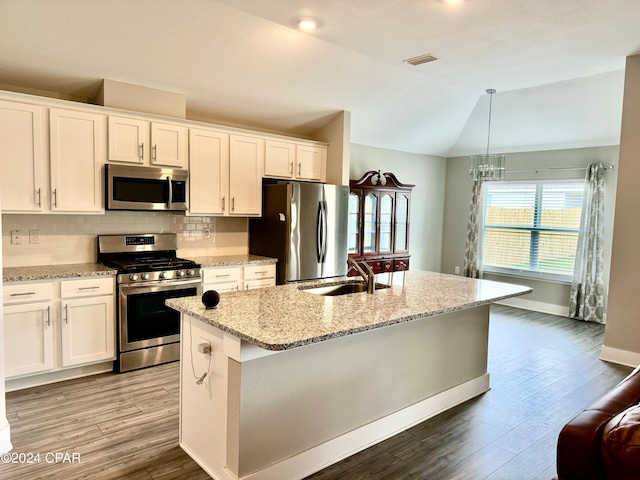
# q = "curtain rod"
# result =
<box><xmin>506</xmin><ymin>164</ymin><xmax>614</xmax><ymax>174</ymax></box>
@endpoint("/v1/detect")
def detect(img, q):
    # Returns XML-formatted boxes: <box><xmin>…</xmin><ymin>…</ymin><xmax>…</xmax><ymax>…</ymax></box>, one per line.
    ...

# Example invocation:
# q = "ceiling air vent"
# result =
<box><xmin>403</xmin><ymin>53</ymin><xmax>439</xmax><ymax>66</ymax></box>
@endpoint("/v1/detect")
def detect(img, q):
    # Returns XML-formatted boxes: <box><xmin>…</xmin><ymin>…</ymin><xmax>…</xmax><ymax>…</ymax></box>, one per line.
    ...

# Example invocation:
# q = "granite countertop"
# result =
<box><xmin>3</xmin><ymin>263</ymin><xmax>117</xmax><ymax>282</ymax></box>
<box><xmin>192</xmin><ymin>254</ymin><xmax>277</xmax><ymax>268</ymax></box>
<box><xmin>166</xmin><ymin>270</ymin><xmax>532</xmax><ymax>351</ymax></box>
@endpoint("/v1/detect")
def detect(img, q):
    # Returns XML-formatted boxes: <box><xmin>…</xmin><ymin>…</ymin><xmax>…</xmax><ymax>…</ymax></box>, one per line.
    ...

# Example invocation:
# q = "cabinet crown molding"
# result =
<box><xmin>350</xmin><ymin>170</ymin><xmax>415</xmax><ymax>190</ymax></box>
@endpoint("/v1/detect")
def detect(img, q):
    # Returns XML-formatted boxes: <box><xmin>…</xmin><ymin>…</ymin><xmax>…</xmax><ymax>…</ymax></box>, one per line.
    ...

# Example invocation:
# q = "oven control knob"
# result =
<box><xmin>159</xmin><ymin>272</ymin><xmax>166</xmax><ymax>279</ymax></box>
<box><xmin>142</xmin><ymin>273</ymin><xmax>150</xmax><ymax>280</ymax></box>
<box><xmin>178</xmin><ymin>271</ymin><xmax>186</xmax><ymax>277</ymax></box>
<box><xmin>129</xmin><ymin>274</ymin><xmax>139</xmax><ymax>282</ymax></box>
<box><xmin>188</xmin><ymin>269</ymin><xmax>196</xmax><ymax>276</ymax></box>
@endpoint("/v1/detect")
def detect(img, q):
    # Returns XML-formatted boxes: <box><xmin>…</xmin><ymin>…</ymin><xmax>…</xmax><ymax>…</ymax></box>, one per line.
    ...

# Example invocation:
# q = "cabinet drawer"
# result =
<box><xmin>394</xmin><ymin>258</ymin><xmax>410</xmax><ymax>271</ymax></box>
<box><xmin>244</xmin><ymin>264</ymin><xmax>276</xmax><ymax>281</ymax></box>
<box><xmin>4</xmin><ymin>282</ymin><xmax>53</xmax><ymax>304</ymax></box>
<box><xmin>202</xmin><ymin>267</ymin><xmax>242</xmax><ymax>284</ymax></box>
<box><xmin>61</xmin><ymin>277</ymin><xmax>114</xmax><ymax>298</ymax></box>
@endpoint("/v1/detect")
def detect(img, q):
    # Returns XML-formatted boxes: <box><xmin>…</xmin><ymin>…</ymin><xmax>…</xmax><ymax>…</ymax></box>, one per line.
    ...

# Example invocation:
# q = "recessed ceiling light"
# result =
<box><xmin>297</xmin><ymin>18</ymin><xmax>317</xmax><ymax>30</ymax></box>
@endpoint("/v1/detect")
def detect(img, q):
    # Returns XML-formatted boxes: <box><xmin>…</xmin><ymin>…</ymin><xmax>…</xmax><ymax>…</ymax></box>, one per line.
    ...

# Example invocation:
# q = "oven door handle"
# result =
<box><xmin>119</xmin><ymin>278</ymin><xmax>201</xmax><ymax>293</ymax></box>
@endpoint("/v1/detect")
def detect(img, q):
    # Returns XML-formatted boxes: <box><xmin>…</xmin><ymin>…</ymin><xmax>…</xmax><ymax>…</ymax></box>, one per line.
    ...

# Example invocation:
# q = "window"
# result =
<box><xmin>481</xmin><ymin>181</ymin><xmax>584</xmax><ymax>281</ymax></box>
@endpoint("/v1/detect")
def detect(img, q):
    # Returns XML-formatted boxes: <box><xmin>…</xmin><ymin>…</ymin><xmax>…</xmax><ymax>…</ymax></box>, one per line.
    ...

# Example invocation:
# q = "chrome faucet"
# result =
<box><xmin>347</xmin><ymin>258</ymin><xmax>375</xmax><ymax>294</ymax></box>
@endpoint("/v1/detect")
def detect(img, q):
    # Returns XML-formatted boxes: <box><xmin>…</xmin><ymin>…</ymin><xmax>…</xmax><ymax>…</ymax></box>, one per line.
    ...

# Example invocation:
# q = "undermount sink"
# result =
<box><xmin>300</xmin><ymin>281</ymin><xmax>390</xmax><ymax>296</ymax></box>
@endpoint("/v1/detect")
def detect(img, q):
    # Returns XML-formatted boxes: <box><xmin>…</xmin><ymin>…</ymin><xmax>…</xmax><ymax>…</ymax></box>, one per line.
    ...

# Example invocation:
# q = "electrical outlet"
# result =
<box><xmin>11</xmin><ymin>230</ymin><xmax>23</xmax><ymax>245</ymax></box>
<box><xmin>29</xmin><ymin>229</ymin><xmax>40</xmax><ymax>244</ymax></box>
<box><xmin>203</xmin><ymin>227</ymin><xmax>211</xmax><ymax>239</ymax></box>
<box><xmin>454</xmin><ymin>266</ymin><xmax>461</xmax><ymax>274</ymax></box>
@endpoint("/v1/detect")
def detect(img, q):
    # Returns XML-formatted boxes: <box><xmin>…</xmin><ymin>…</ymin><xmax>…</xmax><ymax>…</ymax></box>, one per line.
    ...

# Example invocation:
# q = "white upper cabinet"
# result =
<box><xmin>107</xmin><ymin>116</ymin><xmax>187</xmax><ymax>168</ymax></box>
<box><xmin>229</xmin><ymin>134</ymin><xmax>264</xmax><ymax>216</ymax></box>
<box><xmin>264</xmin><ymin>140</ymin><xmax>326</xmax><ymax>182</ymax></box>
<box><xmin>296</xmin><ymin>144</ymin><xmax>326</xmax><ymax>182</ymax></box>
<box><xmin>264</xmin><ymin>140</ymin><xmax>296</xmax><ymax>179</ymax></box>
<box><xmin>0</xmin><ymin>100</ymin><xmax>44</xmax><ymax>212</ymax></box>
<box><xmin>189</xmin><ymin>128</ymin><xmax>229</xmax><ymax>215</ymax></box>
<box><xmin>49</xmin><ymin>108</ymin><xmax>105</xmax><ymax>213</ymax></box>
<box><xmin>107</xmin><ymin>116</ymin><xmax>149</xmax><ymax>164</ymax></box>
<box><xmin>151</xmin><ymin>122</ymin><xmax>188</xmax><ymax>168</ymax></box>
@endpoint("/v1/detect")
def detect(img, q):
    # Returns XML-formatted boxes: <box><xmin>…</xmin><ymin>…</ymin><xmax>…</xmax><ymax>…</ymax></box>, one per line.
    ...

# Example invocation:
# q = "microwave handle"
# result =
<box><xmin>167</xmin><ymin>175</ymin><xmax>174</xmax><ymax>208</ymax></box>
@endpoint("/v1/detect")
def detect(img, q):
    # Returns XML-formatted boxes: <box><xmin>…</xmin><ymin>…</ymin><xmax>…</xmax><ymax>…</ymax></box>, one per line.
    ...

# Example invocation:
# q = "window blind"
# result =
<box><xmin>482</xmin><ymin>181</ymin><xmax>584</xmax><ymax>280</ymax></box>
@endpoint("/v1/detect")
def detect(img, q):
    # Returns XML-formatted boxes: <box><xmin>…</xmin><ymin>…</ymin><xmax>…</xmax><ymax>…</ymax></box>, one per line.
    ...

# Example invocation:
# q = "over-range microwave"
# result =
<box><xmin>105</xmin><ymin>164</ymin><xmax>188</xmax><ymax>211</ymax></box>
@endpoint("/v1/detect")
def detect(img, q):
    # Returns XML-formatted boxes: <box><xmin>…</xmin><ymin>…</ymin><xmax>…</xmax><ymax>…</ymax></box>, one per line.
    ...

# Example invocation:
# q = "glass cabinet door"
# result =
<box><xmin>395</xmin><ymin>193</ymin><xmax>409</xmax><ymax>253</ymax></box>
<box><xmin>347</xmin><ymin>191</ymin><xmax>361</xmax><ymax>255</ymax></box>
<box><xmin>363</xmin><ymin>192</ymin><xmax>378</xmax><ymax>253</ymax></box>
<box><xmin>379</xmin><ymin>193</ymin><xmax>394</xmax><ymax>253</ymax></box>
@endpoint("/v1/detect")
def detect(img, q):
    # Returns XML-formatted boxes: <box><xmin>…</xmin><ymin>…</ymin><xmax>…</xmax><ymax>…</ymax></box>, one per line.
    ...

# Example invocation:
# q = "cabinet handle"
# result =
<box><xmin>231</xmin><ymin>197</ymin><xmax>235</xmax><ymax>212</ymax></box>
<box><xmin>152</xmin><ymin>145</ymin><xmax>157</xmax><ymax>163</ymax></box>
<box><xmin>139</xmin><ymin>143</ymin><xmax>144</xmax><ymax>162</ymax></box>
<box><xmin>36</xmin><ymin>188</ymin><xmax>41</xmax><ymax>208</ymax></box>
<box><xmin>298</xmin><ymin>162</ymin><xmax>301</xmax><ymax>176</ymax></box>
<box><xmin>215</xmin><ymin>274</ymin><xmax>231</xmax><ymax>278</ymax></box>
<box><xmin>10</xmin><ymin>291</ymin><xmax>36</xmax><ymax>297</ymax></box>
<box><xmin>63</xmin><ymin>304</ymin><xmax>68</xmax><ymax>324</ymax></box>
<box><xmin>45</xmin><ymin>306</ymin><xmax>51</xmax><ymax>327</ymax></box>
<box><xmin>254</xmin><ymin>271</ymin><xmax>268</xmax><ymax>275</ymax></box>
<box><xmin>52</xmin><ymin>189</ymin><xmax>57</xmax><ymax>208</ymax></box>
<box><xmin>78</xmin><ymin>286</ymin><xmax>100</xmax><ymax>290</ymax></box>
<box><xmin>221</xmin><ymin>196</ymin><xmax>225</xmax><ymax>212</ymax></box>
<box><xmin>289</xmin><ymin>162</ymin><xmax>294</xmax><ymax>174</ymax></box>
<box><xmin>235</xmin><ymin>285</ymin><xmax>239</xmax><ymax>291</ymax></box>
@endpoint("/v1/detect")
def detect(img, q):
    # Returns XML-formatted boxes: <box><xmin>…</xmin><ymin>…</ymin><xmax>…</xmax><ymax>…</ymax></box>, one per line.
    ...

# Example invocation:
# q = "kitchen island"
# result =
<box><xmin>167</xmin><ymin>270</ymin><xmax>531</xmax><ymax>480</ymax></box>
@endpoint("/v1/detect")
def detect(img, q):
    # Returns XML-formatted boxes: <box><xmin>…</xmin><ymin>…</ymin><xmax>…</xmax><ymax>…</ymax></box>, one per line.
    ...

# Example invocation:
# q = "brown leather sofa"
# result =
<box><xmin>555</xmin><ymin>364</ymin><xmax>640</xmax><ymax>480</ymax></box>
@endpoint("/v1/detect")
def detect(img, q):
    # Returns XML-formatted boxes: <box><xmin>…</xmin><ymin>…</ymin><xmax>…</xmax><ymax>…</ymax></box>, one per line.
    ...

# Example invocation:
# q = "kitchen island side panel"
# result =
<box><xmin>181</xmin><ymin>305</ymin><xmax>489</xmax><ymax>479</ymax></box>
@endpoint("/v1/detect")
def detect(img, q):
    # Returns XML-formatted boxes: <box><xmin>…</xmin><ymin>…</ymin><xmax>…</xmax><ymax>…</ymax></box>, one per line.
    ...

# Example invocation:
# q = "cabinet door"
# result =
<box><xmin>49</xmin><ymin>108</ymin><xmax>105</xmax><ymax>213</ymax></box>
<box><xmin>264</xmin><ymin>140</ymin><xmax>295</xmax><ymax>179</ymax></box>
<box><xmin>347</xmin><ymin>190</ymin><xmax>361</xmax><ymax>255</ymax></box>
<box><xmin>229</xmin><ymin>134</ymin><xmax>264</xmax><ymax>216</ymax></box>
<box><xmin>0</xmin><ymin>100</ymin><xmax>44</xmax><ymax>212</ymax></box>
<box><xmin>379</xmin><ymin>192</ymin><xmax>394</xmax><ymax>254</ymax></box>
<box><xmin>61</xmin><ymin>296</ymin><xmax>115</xmax><ymax>367</ymax></box>
<box><xmin>108</xmin><ymin>116</ymin><xmax>149</xmax><ymax>165</ymax></box>
<box><xmin>296</xmin><ymin>144</ymin><xmax>325</xmax><ymax>181</ymax></box>
<box><xmin>4</xmin><ymin>301</ymin><xmax>53</xmax><ymax>378</ymax></box>
<box><xmin>151</xmin><ymin>122</ymin><xmax>187</xmax><ymax>168</ymax></box>
<box><xmin>189</xmin><ymin>128</ymin><xmax>229</xmax><ymax>215</ymax></box>
<box><xmin>362</xmin><ymin>192</ymin><xmax>379</xmax><ymax>254</ymax></box>
<box><xmin>394</xmin><ymin>192</ymin><xmax>411</xmax><ymax>254</ymax></box>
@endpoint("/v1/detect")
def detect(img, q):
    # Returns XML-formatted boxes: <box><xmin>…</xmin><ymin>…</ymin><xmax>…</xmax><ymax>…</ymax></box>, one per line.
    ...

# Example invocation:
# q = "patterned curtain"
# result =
<box><xmin>463</xmin><ymin>180</ymin><xmax>483</xmax><ymax>278</ymax></box>
<box><xmin>569</xmin><ymin>163</ymin><xmax>606</xmax><ymax>323</ymax></box>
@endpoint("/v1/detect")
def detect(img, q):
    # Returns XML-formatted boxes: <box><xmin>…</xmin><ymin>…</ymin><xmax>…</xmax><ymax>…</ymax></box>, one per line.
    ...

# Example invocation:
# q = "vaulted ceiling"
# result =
<box><xmin>0</xmin><ymin>0</ymin><xmax>637</xmax><ymax>157</ymax></box>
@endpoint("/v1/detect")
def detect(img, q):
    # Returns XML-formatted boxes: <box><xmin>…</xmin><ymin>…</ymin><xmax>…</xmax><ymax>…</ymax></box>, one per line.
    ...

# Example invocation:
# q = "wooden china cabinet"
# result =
<box><xmin>347</xmin><ymin>171</ymin><xmax>414</xmax><ymax>276</ymax></box>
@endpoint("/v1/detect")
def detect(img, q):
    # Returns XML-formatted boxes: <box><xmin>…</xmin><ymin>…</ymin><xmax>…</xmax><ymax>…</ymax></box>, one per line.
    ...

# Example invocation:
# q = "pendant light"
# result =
<box><xmin>469</xmin><ymin>89</ymin><xmax>505</xmax><ymax>181</ymax></box>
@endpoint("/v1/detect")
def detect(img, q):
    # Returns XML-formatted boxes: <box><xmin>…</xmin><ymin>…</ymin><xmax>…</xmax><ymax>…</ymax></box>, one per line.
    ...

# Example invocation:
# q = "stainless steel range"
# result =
<box><xmin>98</xmin><ymin>234</ymin><xmax>201</xmax><ymax>372</ymax></box>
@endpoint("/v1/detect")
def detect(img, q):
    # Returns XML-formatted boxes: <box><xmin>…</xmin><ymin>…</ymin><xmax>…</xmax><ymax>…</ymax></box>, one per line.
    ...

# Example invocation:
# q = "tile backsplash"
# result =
<box><xmin>2</xmin><ymin>211</ymin><xmax>248</xmax><ymax>267</ymax></box>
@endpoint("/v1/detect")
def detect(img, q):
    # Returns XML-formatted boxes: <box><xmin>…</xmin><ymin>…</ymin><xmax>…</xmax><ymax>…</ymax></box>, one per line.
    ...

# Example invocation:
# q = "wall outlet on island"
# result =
<box><xmin>454</xmin><ymin>266</ymin><xmax>460</xmax><ymax>275</ymax></box>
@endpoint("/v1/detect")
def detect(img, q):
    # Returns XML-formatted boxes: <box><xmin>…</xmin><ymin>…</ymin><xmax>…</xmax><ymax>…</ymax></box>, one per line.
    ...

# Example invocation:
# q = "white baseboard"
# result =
<box><xmin>496</xmin><ymin>297</ymin><xmax>569</xmax><ymax>317</ymax></box>
<box><xmin>5</xmin><ymin>362</ymin><xmax>113</xmax><ymax>392</ymax></box>
<box><xmin>182</xmin><ymin>374</ymin><xmax>490</xmax><ymax>480</ymax></box>
<box><xmin>600</xmin><ymin>345</ymin><xmax>640</xmax><ymax>368</ymax></box>
<box><xmin>0</xmin><ymin>422</ymin><xmax>12</xmax><ymax>453</ymax></box>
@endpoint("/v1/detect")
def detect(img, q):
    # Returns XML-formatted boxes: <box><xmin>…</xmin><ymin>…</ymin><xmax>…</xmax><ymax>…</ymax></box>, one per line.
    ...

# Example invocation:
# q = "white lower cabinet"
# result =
<box><xmin>4</xmin><ymin>301</ymin><xmax>53</xmax><ymax>378</ymax></box>
<box><xmin>202</xmin><ymin>264</ymin><xmax>276</xmax><ymax>294</ymax></box>
<box><xmin>61</xmin><ymin>294</ymin><xmax>114</xmax><ymax>367</ymax></box>
<box><xmin>3</xmin><ymin>277</ymin><xmax>115</xmax><ymax>383</ymax></box>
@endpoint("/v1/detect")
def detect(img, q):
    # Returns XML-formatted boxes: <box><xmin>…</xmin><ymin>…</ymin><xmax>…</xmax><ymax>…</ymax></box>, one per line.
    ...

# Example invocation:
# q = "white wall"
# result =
<box><xmin>350</xmin><ymin>143</ymin><xmax>447</xmax><ymax>272</ymax></box>
<box><xmin>442</xmin><ymin>145</ymin><xmax>620</xmax><ymax>316</ymax></box>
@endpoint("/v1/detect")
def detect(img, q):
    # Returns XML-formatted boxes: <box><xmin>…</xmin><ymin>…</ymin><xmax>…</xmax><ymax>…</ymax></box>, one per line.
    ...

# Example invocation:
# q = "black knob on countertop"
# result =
<box><xmin>202</xmin><ymin>290</ymin><xmax>221</xmax><ymax>309</ymax></box>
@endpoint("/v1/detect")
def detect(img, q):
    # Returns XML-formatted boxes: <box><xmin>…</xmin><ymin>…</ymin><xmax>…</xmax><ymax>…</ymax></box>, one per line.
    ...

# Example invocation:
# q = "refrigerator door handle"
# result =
<box><xmin>317</xmin><ymin>201</ymin><xmax>328</xmax><ymax>263</ymax></box>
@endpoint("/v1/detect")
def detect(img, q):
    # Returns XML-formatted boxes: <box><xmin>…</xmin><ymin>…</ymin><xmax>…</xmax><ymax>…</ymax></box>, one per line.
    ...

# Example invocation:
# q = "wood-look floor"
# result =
<box><xmin>1</xmin><ymin>306</ymin><xmax>632</xmax><ymax>480</ymax></box>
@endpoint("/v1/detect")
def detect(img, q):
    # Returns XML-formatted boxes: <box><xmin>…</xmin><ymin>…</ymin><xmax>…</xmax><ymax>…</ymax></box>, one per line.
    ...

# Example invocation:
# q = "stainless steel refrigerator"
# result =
<box><xmin>249</xmin><ymin>181</ymin><xmax>349</xmax><ymax>284</ymax></box>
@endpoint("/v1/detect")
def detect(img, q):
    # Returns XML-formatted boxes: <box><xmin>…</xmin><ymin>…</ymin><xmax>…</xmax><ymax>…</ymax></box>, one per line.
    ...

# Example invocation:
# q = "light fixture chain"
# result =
<box><xmin>486</xmin><ymin>89</ymin><xmax>496</xmax><ymax>156</ymax></box>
